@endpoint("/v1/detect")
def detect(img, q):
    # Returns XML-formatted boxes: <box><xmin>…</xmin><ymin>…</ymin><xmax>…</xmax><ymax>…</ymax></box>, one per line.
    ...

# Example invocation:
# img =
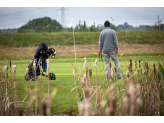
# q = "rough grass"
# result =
<box><xmin>0</xmin><ymin>31</ymin><xmax>164</xmax><ymax>47</ymax></box>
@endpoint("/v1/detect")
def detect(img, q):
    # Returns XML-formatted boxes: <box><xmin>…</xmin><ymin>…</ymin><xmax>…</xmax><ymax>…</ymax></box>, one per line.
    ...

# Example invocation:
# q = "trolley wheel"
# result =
<box><xmin>25</xmin><ymin>73</ymin><xmax>30</xmax><ymax>81</ymax></box>
<box><xmin>49</xmin><ymin>73</ymin><xmax>56</xmax><ymax>80</ymax></box>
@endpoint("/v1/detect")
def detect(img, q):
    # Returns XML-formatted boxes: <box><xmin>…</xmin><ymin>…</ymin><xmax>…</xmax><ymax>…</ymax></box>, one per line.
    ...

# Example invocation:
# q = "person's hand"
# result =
<box><xmin>100</xmin><ymin>52</ymin><xmax>103</xmax><ymax>57</ymax></box>
<box><xmin>116</xmin><ymin>50</ymin><xmax>118</xmax><ymax>55</ymax></box>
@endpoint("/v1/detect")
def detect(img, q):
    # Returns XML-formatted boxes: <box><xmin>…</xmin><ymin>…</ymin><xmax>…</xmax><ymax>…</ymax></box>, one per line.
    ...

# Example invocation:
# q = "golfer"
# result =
<box><xmin>99</xmin><ymin>20</ymin><xmax>123</xmax><ymax>79</ymax></box>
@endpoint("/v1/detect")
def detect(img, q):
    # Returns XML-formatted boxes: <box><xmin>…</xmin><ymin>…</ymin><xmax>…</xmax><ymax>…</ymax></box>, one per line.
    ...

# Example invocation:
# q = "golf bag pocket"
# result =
<box><xmin>42</xmin><ymin>59</ymin><xmax>47</xmax><ymax>72</ymax></box>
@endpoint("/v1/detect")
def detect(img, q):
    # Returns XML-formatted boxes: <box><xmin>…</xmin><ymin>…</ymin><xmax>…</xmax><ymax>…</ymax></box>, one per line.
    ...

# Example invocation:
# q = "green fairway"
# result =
<box><xmin>0</xmin><ymin>53</ymin><xmax>163</xmax><ymax>115</ymax></box>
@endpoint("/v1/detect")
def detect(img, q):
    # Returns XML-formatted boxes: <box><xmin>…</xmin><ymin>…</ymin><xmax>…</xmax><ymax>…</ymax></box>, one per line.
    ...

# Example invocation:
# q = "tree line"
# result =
<box><xmin>68</xmin><ymin>20</ymin><xmax>118</xmax><ymax>32</ymax></box>
<box><xmin>117</xmin><ymin>22</ymin><xmax>164</xmax><ymax>31</ymax></box>
<box><xmin>17</xmin><ymin>16</ymin><xmax>118</xmax><ymax>33</ymax></box>
<box><xmin>2</xmin><ymin>16</ymin><xmax>164</xmax><ymax>33</ymax></box>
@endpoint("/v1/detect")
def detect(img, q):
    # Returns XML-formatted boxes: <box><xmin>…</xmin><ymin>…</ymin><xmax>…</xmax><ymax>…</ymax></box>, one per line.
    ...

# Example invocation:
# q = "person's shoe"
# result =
<box><xmin>118</xmin><ymin>77</ymin><xmax>124</xmax><ymax>79</ymax></box>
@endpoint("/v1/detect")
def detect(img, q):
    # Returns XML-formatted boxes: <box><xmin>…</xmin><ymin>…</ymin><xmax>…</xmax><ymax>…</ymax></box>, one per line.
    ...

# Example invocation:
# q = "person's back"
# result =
<box><xmin>99</xmin><ymin>28</ymin><xmax>118</xmax><ymax>53</ymax></box>
<box><xmin>99</xmin><ymin>20</ymin><xmax>123</xmax><ymax>80</ymax></box>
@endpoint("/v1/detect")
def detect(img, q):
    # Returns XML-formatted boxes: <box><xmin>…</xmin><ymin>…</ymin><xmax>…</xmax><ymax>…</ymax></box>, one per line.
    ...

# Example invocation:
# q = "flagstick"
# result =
<box><xmin>73</xmin><ymin>27</ymin><xmax>76</xmax><ymax>63</ymax></box>
<box><xmin>126</xmin><ymin>27</ymin><xmax>127</xmax><ymax>37</ymax></box>
<box><xmin>68</xmin><ymin>18</ymin><xmax>76</xmax><ymax>63</ymax></box>
<box><xmin>89</xmin><ymin>27</ymin><xmax>90</xmax><ymax>37</ymax></box>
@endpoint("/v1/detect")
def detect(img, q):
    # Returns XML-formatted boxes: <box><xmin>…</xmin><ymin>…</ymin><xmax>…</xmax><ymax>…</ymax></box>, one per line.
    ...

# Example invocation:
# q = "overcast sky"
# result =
<box><xmin>0</xmin><ymin>1</ymin><xmax>164</xmax><ymax>29</ymax></box>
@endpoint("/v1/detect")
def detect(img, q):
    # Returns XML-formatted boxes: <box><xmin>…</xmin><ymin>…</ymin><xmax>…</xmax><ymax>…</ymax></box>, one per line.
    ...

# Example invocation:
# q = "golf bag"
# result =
<box><xmin>25</xmin><ymin>41</ymin><xmax>56</xmax><ymax>81</ymax></box>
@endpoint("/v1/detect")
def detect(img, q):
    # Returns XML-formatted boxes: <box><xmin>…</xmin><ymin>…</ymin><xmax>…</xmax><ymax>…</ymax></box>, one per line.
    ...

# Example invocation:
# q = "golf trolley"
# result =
<box><xmin>25</xmin><ymin>41</ymin><xmax>56</xmax><ymax>81</ymax></box>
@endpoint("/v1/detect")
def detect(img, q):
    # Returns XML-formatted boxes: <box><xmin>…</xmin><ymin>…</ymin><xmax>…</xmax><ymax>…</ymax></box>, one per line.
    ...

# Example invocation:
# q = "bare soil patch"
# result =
<box><xmin>0</xmin><ymin>43</ymin><xmax>164</xmax><ymax>57</ymax></box>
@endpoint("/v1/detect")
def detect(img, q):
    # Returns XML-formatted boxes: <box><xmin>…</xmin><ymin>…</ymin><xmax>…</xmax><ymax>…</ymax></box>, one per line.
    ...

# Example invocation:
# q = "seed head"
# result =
<box><xmin>84</xmin><ymin>99</ymin><xmax>92</xmax><ymax>116</ymax></box>
<box><xmin>26</xmin><ymin>68</ymin><xmax>28</xmax><ymax>72</ymax></box>
<box><xmin>84</xmin><ymin>57</ymin><xmax>86</xmax><ymax>61</ymax></box>
<box><xmin>136</xmin><ymin>98</ymin><xmax>142</xmax><ymax>108</ymax></box>
<box><xmin>136</xmin><ymin>84</ymin><xmax>141</xmax><ymax>92</ymax></box>
<box><xmin>93</xmin><ymin>59</ymin><xmax>97</xmax><ymax>67</ymax></box>
<box><xmin>73</xmin><ymin>68</ymin><xmax>76</xmax><ymax>78</ymax></box>
<box><xmin>83</xmin><ymin>74</ymin><xmax>86</xmax><ymax>81</ymax></box>
<box><xmin>83</xmin><ymin>58</ymin><xmax>88</xmax><ymax>69</ymax></box>
<box><xmin>110</xmin><ymin>67</ymin><xmax>114</xmax><ymax>76</ymax></box>
<box><xmin>123</xmin><ymin>96</ymin><xmax>129</xmax><ymax>109</ymax></box>
<box><xmin>12</xmin><ymin>65</ymin><xmax>16</xmax><ymax>73</ymax></box>
<box><xmin>130</xmin><ymin>105</ymin><xmax>135</xmax><ymax>116</ymax></box>
<box><xmin>101</xmin><ymin>100</ymin><xmax>106</xmax><ymax>108</ymax></box>
<box><xmin>105</xmin><ymin>107</ymin><xmax>115</xmax><ymax>116</ymax></box>
<box><xmin>40</xmin><ymin>65</ymin><xmax>42</xmax><ymax>71</ymax></box>
<box><xmin>33</xmin><ymin>60</ymin><xmax>36</xmax><ymax>68</ymax></box>
<box><xmin>81</xmin><ymin>77</ymin><xmax>85</xmax><ymax>83</ymax></box>
<box><xmin>89</xmin><ymin>69</ymin><xmax>92</xmax><ymax>78</ymax></box>
<box><xmin>126</xmin><ymin>70</ymin><xmax>129</xmax><ymax>76</ymax></box>
<box><xmin>120</xmin><ymin>53</ymin><xmax>124</xmax><ymax>57</ymax></box>
<box><xmin>4</xmin><ymin>66</ymin><xmax>8</xmax><ymax>72</ymax></box>
<box><xmin>128</xmin><ymin>83</ymin><xmax>135</xmax><ymax>96</ymax></box>
<box><xmin>78</xmin><ymin>101</ymin><xmax>84</xmax><ymax>116</ymax></box>
<box><xmin>157</xmin><ymin>66</ymin><xmax>159</xmax><ymax>70</ymax></box>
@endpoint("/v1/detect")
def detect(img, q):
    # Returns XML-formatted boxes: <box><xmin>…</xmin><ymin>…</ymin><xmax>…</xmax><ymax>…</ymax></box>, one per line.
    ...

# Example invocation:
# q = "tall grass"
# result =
<box><xmin>71</xmin><ymin>56</ymin><xmax>164</xmax><ymax>116</ymax></box>
<box><xmin>0</xmin><ymin>60</ymin><xmax>57</xmax><ymax>116</ymax></box>
<box><xmin>0</xmin><ymin>55</ymin><xmax>164</xmax><ymax>116</ymax></box>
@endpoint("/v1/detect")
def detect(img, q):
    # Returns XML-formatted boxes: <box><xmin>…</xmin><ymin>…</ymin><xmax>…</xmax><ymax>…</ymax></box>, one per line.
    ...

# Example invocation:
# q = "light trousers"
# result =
<box><xmin>103</xmin><ymin>51</ymin><xmax>122</xmax><ymax>79</ymax></box>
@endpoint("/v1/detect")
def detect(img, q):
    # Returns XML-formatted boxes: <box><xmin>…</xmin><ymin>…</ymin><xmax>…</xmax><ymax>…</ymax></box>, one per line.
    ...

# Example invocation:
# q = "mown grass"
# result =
<box><xmin>0</xmin><ymin>31</ymin><xmax>164</xmax><ymax>47</ymax></box>
<box><xmin>0</xmin><ymin>53</ymin><xmax>163</xmax><ymax>115</ymax></box>
<box><xmin>0</xmin><ymin>52</ymin><xmax>164</xmax><ymax>61</ymax></box>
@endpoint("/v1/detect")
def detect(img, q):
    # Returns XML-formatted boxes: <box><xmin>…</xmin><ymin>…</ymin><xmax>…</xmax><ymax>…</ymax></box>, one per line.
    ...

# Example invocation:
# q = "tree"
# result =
<box><xmin>75</xmin><ymin>20</ymin><xmax>82</xmax><ymax>32</ymax></box>
<box><xmin>70</xmin><ymin>27</ymin><xmax>73</xmax><ymax>32</ymax></box>
<box><xmin>151</xmin><ymin>16</ymin><xmax>163</xmax><ymax>32</ymax></box>
<box><xmin>42</xmin><ymin>25</ymin><xmax>46</xmax><ymax>32</ymax></box>
<box><xmin>82</xmin><ymin>21</ymin><xmax>87</xmax><ymax>31</ymax></box>
<box><xmin>17</xmin><ymin>17</ymin><xmax>62</xmax><ymax>33</ymax></box>
<box><xmin>110</xmin><ymin>23</ymin><xmax>118</xmax><ymax>31</ymax></box>
<box><xmin>90</xmin><ymin>22</ymin><xmax>97</xmax><ymax>32</ymax></box>
<box><xmin>74</xmin><ymin>24</ymin><xmax>79</xmax><ymax>32</ymax></box>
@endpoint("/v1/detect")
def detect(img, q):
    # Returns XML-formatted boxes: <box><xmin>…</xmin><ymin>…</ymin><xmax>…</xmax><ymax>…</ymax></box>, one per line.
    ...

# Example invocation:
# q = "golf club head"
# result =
<box><xmin>51</xmin><ymin>51</ymin><xmax>57</xmax><ymax>59</ymax></box>
<box><xmin>43</xmin><ymin>48</ymin><xmax>55</xmax><ymax>59</ymax></box>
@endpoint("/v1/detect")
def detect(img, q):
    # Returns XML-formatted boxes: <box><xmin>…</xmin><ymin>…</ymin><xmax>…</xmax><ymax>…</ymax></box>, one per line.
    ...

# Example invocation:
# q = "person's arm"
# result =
<box><xmin>113</xmin><ymin>31</ymin><xmax>119</xmax><ymax>54</ymax></box>
<box><xmin>99</xmin><ymin>32</ymin><xmax>103</xmax><ymax>56</ymax></box>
